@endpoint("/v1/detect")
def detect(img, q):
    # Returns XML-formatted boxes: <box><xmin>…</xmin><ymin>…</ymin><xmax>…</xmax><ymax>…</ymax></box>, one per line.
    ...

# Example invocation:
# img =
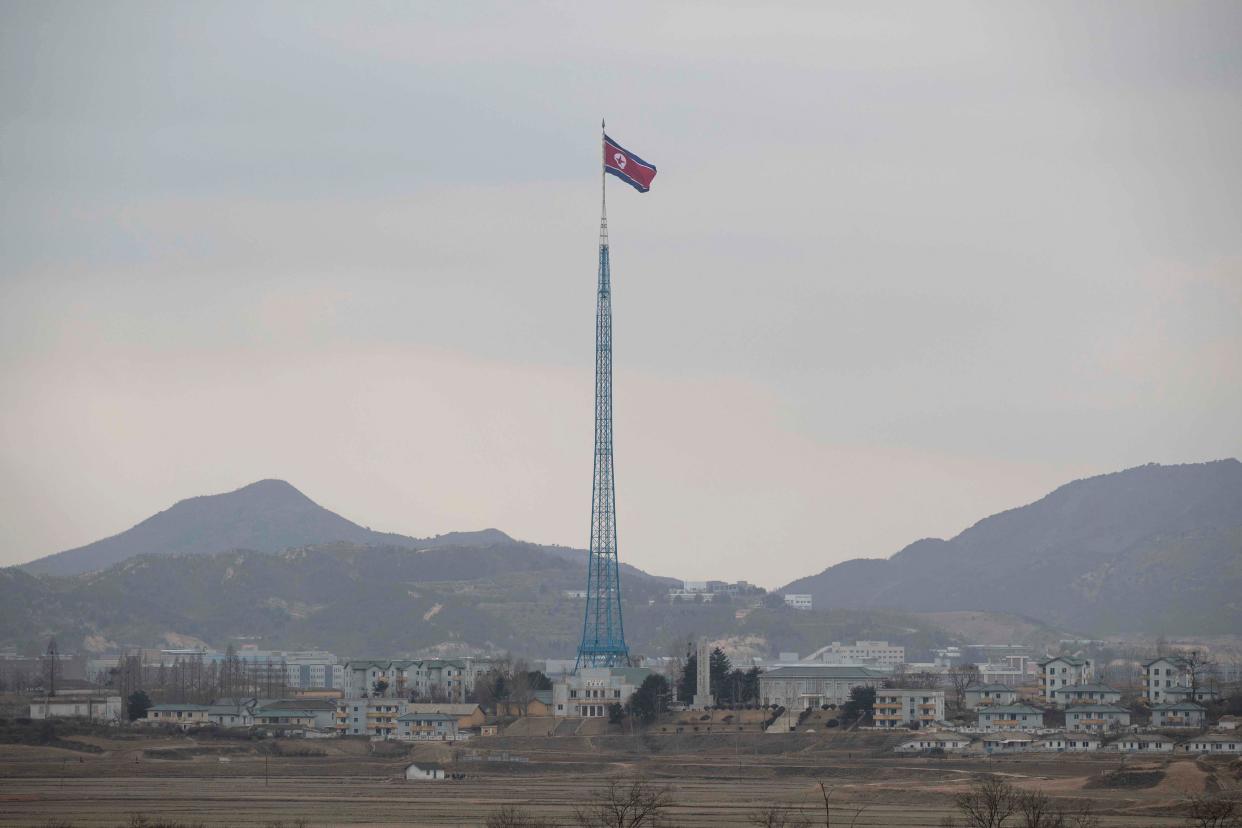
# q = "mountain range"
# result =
<box><xmin>4</xmin><ymin>459</ymin><xmax>1240</xmax><ymax>657</ymax></box>
<box><xmin>780</xmin><ymin>459</ymin><xmax>1242</xmax><ymax>635</ymax></box>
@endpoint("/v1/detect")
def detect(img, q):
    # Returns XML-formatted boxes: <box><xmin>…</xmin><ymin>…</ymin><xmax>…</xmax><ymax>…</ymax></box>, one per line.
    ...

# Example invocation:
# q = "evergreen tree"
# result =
<box><xmin>127</xmin><ymin>690</ymin><xmax>152</xmax><ymax>721</ymax></box>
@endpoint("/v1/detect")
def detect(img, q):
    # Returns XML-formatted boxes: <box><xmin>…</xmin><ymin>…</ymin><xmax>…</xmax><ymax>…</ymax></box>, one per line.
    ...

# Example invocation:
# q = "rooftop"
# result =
<box><xmin>1065</xmin><ymin>704</ymin><xmax>1128</xmax><ymax>713</ymax></box>
<box><xmin>980</xmin><ymin>704</ymin><xmax>1042</xmax><ymax>715</ymax></box>
<box><xmin>1051</xmin><ymin>683</ymin><xmax>1119</xmax><ymax>694</ymax></box>
<box><xmin>761</xmin><ymin>665</ymin><xmax>888</xmax><ymax>679</ymax></box>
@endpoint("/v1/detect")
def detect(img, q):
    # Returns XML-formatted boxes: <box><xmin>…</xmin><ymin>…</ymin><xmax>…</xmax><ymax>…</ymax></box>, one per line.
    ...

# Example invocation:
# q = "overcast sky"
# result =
<box><xmin>2</xmin><ymin>2</ymin><xmax>1240</xmax><ymax>586</ymax></box>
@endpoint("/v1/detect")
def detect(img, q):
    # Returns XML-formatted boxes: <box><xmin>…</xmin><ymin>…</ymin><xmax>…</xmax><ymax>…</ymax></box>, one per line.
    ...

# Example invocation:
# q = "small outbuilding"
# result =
<box><xmin>405</xmin><ymin>762</ymin><xmax>447</xmax><ymax>781</ymax></box>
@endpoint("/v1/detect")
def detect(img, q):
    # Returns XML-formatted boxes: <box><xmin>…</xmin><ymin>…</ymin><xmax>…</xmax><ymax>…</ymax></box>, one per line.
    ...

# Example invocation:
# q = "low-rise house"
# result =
<box><xmin>1038</xmin><ymin>655</ymin><xmax>1093</xmax><ymax>703</ymax></box>
<box><xmin>1185</xmin><ymin>734</ymin><xmax>1242</xmax><ymax>754</ymax></box>
<box><xmin>405</xmin><ymin>703</ymin><xmax>486</xmax><ymax>730</ymax></box>
<box><xmin>894</xmin><ymin>732</ymin><xmax>972</xmax><ymax>753</ymax></box>
<box><xmin>757</xmin><ymin>665</ymin><xmax>887</xmax><ymax>710</ymax></box>
<box><xmin>396</xmin><ymin>711</ymin><xmax>459</xmax><ymax>742</ymax></box>
<box><xmin>1041</xmin><ymin>732</ymin><xmax>1101</xmax><ymax>752</ymax></box>
<box><xmin>208</xmin><ymin>700</ymin><xmax>255</xmax><ymax>728</ymax></box>
<box><xmin>963</xmin><ymin>684</ymin><xmax>1017</xmax><ymax>710</ymax></box>
<box><xmin>1150</xmin><ymin>702</ymin><xmax>1207</xmax><ymax>729</ymax></box>
<box><xmin>875</xmin><ymin>689</ymin><xmax>945</xmax><ymax>728</ymax></box>
<box><xmin>1216</xmin><ymin>715</ymin><xmax>1240</xmax><ymax>731</ymax></box>
<box><xmin>1113</xmin><ymin>734</ymin><xmax>1176</xmax><ymax>753</ymax></box>
<box><xmin>145</xmin><ymin>703</ymin><xmax>210</xmax><ymax>729</ymax></box>
<box><xmin>983</xmin><ymin>731</ymin><xmax>1037</xmax><ymax>753</ymax></box>
<box><xmin>29</xmin><ymin>695</ymin><xmax>121</xmax><ymax>722</ymax></box>
<box><xmin>405</xmin><ymin>762</ymin><xmax>447</xmax><ymax>780</ymax></box>
<box><xmin>495</xmin><ymin>690</ymin><xmax>554</xmax><ymax>717</ymax></box>
<box><xmin>1065</xmin><ymin>704</ymin><xmax>1130</xmax><ymax>732</ymax></box>
<box><xmin>1050</xmin><ymin>683</ymin><xmax>1121</xmax><ymax>709</ymax></box>
<box><xmin>1164</xmin><ymin>686</ymin><xmax>1221</xmax><ymax>704</ymax></box>
<box><xmin>977</xmin><ymin>704</ymin><xmax>1044</xmax><ymax>732</ymax></box>
<box><xmin>254</xmin><ymin>708</ymin><xmax>318</xmax><ymax>729</ymax></box>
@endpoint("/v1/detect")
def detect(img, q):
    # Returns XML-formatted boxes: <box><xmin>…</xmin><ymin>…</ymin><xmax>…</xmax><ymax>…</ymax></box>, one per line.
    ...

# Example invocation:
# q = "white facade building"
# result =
<box><xmin>1038</xmin><ymin>656</ymin><xmax>1093</xmax><ymax>703</ymax></box>
<box><xmin>803</xmin><ymin>641</ymin><xmax>906</xmax><ymax>667</ymax></box>
<box><xmin>783</xmin><ymin>594</ymin><xmax>813</xmax><ymax>611</ymax></box>
<box><xmin>29</xmin><ymin>695</ymin><xmax>121</xmax><ymax>722</ymax></box>
<box><xmin>758</xmin><ymin>665</ymin><xmax>886</xmax><ymax>710</ymax></box>
<box><xmin>552</xmin><ymin>667</ymin><xmax>652</xmax><ymax>717</ymax></box>
<box><xmin>1065</xmin><ymin>704</ymin><xmax>1130</xmax><ymax>732</ymax></box>
<box><xmin>977</xmin><ymin>704</ymin><xmax>1044</xmax><ymax>732</ymax></box>
<box><xmin>874</xmin><ymin>689</ymin><xmax>945</xmax><ymax>728</ymax></box>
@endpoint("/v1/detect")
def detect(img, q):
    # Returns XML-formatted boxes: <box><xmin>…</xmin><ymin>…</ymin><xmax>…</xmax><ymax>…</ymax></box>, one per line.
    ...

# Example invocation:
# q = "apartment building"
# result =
<box><xmin>345</xmin><ymin>658</ymin><xmax>499</xmax><ymax>700</ymax></box>
<box><xmin>396</xmin><ymin>712</ymin><xmax>459</xmax><ymax>742</ymax></box>
<box><xmin>783</xmin><ymin>594</ymin><xmax>813</xmax><ymax>611</ymax></box>
<box><xmin>874</xmin><ymin>689</ymin><xmax>945</xmax><ymax>728</ymax></box>
<box><xmin>335</xmin><ymin>697</ymin><xmax>407</xmax><ymax>738</ymax></box>
<box><xmin>1038</xmin><ymin>655</ymin><xmax>1093</xmax><ymax>702</ymax></box>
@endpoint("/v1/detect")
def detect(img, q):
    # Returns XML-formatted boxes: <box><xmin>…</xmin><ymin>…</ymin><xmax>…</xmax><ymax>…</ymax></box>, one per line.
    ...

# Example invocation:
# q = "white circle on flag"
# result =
<box><xmin>613</xmin><ymin>152</ymin><xmax>626</xmax><ymax>169</ymax></box>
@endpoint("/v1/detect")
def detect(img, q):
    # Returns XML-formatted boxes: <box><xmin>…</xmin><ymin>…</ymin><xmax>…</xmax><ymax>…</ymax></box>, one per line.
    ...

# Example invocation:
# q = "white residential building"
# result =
<box><xmin>344</xmin><ymin>658</ymin><xmax>499</xmax><ymax>701</ymax></box>
<box><xmin>1041</xmin><ymin>732</ymin><xmax>1102</xmax><ymax>751</ymax></box>
<box><xmin>977</xmin><ymin>704</ymin><xmax>1044</xmax><ymax>732</ymax></box>
<box><xmin>1150</xmin><ymin>702</ymin><xmax>1207</xmax><ymax>728</ymax></box>
<box><xmin>874</xmin><ymin>689</ymin><xmax>945</xmax><ymax>728</ymax></box>
<box><xmin>1050</xmin><ymin>683</ymin><xmax>1121</xmax><ymax>709</ymax></box>
<box><xmin>1065</xmin><ymin>704</ymin><xmax>1130</xmax><ymax>732</ymax></box>
<box><xmin>895</xmin><ymin>733</ymin><xmax>972</xmax><ymax>752</ymax></box>
<box><xmin>1113</xmin><ymin>734</ymin><xmax>1177</xmax><ymax>753</ymax></box>
<box><xmin>783</xmin><ymin>594</ymin><xmax>813</xmax><ymax>611</ymax></box>
<box><xmin>983</xmin><ymin>732</ymin><xmax>1037</xmax><ymax>753</ymax></box>
<box><xmin>335</xmin><ymin>697</ymin><xmax>408</xmax><ymax>738</ymax></box>
<box><xmin>963</xmin><ymin>684</ymin><xmax>1018</xmax><ymax>710</ymax></box>
<box><xmin>1144</xmin><ymin>657</ymin><xmax>1187</xmax><ymax>703</ymax></box>
<box><xmin>396</xmin><ymin>712</ymin><xmax>459</xmax><ymax>741</ymax></box>
<box><xmin>1186</xmin><ymin>734</ymin><xmax>1242</xmax><ymax>754</ymax></box>
<box><xmin>1038</xmin><ymin>655</ymin><xmax>1093</xmax><ymax>703</ymax></box>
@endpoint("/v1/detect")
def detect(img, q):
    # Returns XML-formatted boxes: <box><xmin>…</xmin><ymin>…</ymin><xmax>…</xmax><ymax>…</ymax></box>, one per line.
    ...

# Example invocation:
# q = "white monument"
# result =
<box><xmin>693</xmin><ymin>638</ymin><xmax>714</xmax><ymax>709</ymax></box>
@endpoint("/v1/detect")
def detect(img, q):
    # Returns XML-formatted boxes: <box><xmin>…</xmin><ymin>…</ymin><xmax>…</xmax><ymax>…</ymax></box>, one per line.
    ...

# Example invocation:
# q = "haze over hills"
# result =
<box><xmin>781</xmin><ymin>460</ymin><xmax>1242</xmax><ymax>635</ymax></box>
<box><xmin>5</xmin><ymin>460</ymin><xmax>1239</xmax><ymax>657</ymax></box>
<box><xmin>21</xmin><ymin>479</ymin><xmax>513</xmax><ymax>576</ymax></box>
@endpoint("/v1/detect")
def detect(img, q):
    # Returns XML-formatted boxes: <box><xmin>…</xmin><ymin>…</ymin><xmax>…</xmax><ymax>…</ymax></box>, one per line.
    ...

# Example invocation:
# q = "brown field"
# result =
<box><xmin>1</xmin><ymin>728</ymin><xmax>1238</xmax><ymax>827</ymax></box>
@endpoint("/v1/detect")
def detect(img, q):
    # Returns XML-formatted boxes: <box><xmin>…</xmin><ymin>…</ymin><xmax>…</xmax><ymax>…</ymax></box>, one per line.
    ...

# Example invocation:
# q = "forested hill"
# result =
<box><xmin>781</xmin><ymin>460</ymin><xmax>1242</xmax><ymax>635</ymax></box>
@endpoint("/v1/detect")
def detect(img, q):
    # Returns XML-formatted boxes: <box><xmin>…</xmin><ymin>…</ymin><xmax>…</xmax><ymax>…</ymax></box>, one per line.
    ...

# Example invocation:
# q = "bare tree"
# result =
<box><xmin>949</xmin><ymin>664</ymin><xmax>981</xmax><ymax>709</ymax></box>
<box><xmin>510</xmin><ymin>659</ymin><xmax>535</xmax><ymax>717</ymax></box>
<box><xmin>484</xmin><ymin>805</ymin><xmax>558</xmax><ymax>828</ymax></box>
<box><xmin>747</xmin><ymin>806</ymin><xmax>811</xmax><ymax>827</ymax></box>
<box><xmin>574</xmin><ymin>778</ymin><xmax>674</xmax><ymax>828</ymax></box>
<box><xmin>1183</xmin><ymin>795</ymin><xmax>1242</xmax><ymax>828</ymax></box>
<box><xmin>955</xmin><ymin>776</ymin><xmax>1019</xmax><ymax>828</ymax></box>
<box><xmin>1017</xmin><ymin>791</ymin><xmax>1062</xmax><ymax>828</ymax></box>
<box><xmin>1181</xmin><ymin>651</ymin><xmax>1217</xmax><ymax>700</ymax></box>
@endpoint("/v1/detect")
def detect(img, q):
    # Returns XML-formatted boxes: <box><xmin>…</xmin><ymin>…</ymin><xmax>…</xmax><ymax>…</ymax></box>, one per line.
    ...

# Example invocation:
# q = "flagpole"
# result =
<box><xmin>600</xmin><ymin>118</ymin><xmax>607</xmax><ymax>224</ymax></box>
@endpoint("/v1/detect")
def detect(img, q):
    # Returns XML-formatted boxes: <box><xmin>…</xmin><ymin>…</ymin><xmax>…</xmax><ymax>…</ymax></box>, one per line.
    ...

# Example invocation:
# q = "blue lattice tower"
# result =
<box><xmin>575</xmin><ymin>133</ymin><xmax>629</xmax><ymax>670</ymax></box>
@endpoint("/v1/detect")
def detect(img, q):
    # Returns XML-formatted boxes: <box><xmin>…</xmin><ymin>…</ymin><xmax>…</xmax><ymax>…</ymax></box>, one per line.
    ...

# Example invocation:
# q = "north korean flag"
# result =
<box><xmin>604</xmin><ymin>134</ymin><xmax>657</xmax><ymax>193</ymax></box>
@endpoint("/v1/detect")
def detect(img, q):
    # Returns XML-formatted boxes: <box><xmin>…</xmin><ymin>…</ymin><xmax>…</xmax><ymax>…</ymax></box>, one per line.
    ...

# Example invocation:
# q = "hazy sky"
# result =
<box><xmin>2</xmin><ymin>2</ymin><xmax>1240</xmax><ymax>586</ymax></box>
